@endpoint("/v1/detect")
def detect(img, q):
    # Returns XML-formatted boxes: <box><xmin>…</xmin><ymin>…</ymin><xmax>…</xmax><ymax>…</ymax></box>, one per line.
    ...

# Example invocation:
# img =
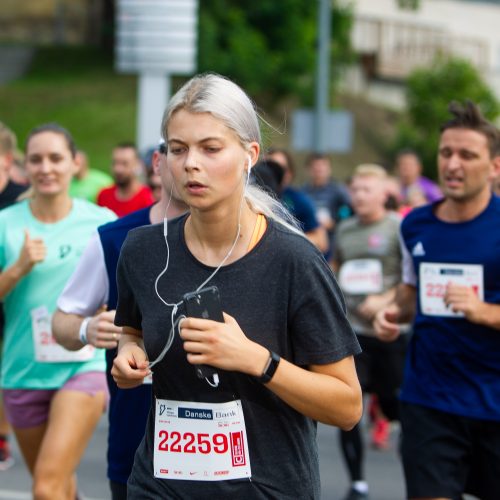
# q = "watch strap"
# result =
<box><xmin>257</xmin><ymin>350</ymin><xmax>280</xmax><ymax>384</ymax></box>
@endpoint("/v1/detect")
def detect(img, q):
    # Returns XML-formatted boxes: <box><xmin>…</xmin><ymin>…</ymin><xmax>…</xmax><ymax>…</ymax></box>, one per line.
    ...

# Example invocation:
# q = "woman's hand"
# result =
<box><xmin>15</xmin><ymin>230</ymin><xmax>47</xmax><ymax>276</ymax></box>
<box><xmin>179</xmin><ymin>312</ymin><xmax>269</xmax><ymax>376</ymax></box>
<box><xmin>111</xmin><ymin>342</ymin><xmax>150</xmax><ymax>389</ymax></box>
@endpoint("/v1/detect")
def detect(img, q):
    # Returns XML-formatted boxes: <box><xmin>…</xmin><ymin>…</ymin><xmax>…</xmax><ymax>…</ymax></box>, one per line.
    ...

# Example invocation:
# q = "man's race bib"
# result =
<box><xmin>316</xmin><ymin>207</ymin><xmax>331</xmax><ymax>225</ymax></box>
<box><xmin>31</xmin><ymin>306</ymin><xmax>95</xmax><ymax>362</ymax></box>
<box><xmin>419</xmin><ymin>262</ymin><xmax>484</xmax><ymax>317</ymax></box>
<box><xmin>154</xmin><ymin>398</ymin><xmax>251</xmax><ymax>481</ymax></box>
<box><xmin>338</xmin><ymin>259</ymin><xmax>383</xmax><ymax>295</ymax></box>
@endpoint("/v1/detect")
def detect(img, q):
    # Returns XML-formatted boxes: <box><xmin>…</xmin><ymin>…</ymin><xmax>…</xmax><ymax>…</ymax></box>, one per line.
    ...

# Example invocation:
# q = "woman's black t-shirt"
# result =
<box><xmin>115</xmin><ymin>214</ymin><xmax>360</xmax><ymax>499</ymax></box>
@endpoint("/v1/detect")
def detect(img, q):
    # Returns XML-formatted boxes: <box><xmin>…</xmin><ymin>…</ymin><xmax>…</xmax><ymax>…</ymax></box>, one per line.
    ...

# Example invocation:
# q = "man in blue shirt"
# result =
<box><xmin>375</xmin><ymin>101</ymin><xmax>500</xmax><ymax>500</ymax></box>
<box><xmin>53</xmin><ymin>142</ymin><xmax>187</xmax><ymax>500</ymax></box>
<box><xmin>302</xmin><ymin>153</ymin><xmax>352</xmax><ymax>248</ymax></box>
<box><xmin>264</xmin><ymin>148</ymin><xmax>328</xmax><ymax>253</ymax></box>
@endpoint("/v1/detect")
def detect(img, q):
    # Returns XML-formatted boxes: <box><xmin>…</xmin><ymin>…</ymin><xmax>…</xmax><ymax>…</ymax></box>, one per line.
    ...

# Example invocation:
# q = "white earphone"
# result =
<box><xmin>246</xmin><ymin>156</ymin><xmax>252</xmax><ymax>184</ymax></box>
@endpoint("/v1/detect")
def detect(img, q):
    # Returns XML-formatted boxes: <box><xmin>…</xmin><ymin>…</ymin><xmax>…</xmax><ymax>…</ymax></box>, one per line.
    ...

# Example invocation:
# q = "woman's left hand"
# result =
<box><xmin>179</xmin><ymin>312</ymin><xmax>269</xmax><ymax>376</ymax></box>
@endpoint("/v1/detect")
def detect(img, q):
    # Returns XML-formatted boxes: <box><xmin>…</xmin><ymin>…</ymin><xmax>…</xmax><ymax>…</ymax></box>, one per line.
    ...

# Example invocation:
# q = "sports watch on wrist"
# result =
<box><xmin>257</xmin><ymin>350</ymin><xmax>281</xmax><ymax>384</ymax></box>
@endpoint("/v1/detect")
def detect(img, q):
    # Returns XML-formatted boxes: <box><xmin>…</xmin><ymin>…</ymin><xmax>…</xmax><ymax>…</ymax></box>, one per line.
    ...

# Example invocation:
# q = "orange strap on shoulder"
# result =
<box><xmin>247</xmin><ymin>213</ymin><xmax>267</xmax><ymax>252</ymax></box>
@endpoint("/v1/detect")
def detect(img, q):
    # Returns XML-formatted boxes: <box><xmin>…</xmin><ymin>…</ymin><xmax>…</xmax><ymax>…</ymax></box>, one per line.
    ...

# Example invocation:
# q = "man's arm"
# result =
<box><xmin>373</xmin><ymin>283</ymin><xmax>416</xmax><ymax>342</ymax></box>
<box><xmin>53</xmin><ymin>308</ymin><xmax>121</xmax><ymax>350</ymax></box>
<box><xmin>357</xmin><ymin>287</ymin><xmax>398</xmax><ymax>321</ymax></box>
<box><xmin>373</xmin><ymin>230</ymin><xmax>417</xmax><ymax>342</ymax></box>
<box><xmin>52</xmin><ymin>232</ymin><xmax>121</xmax><ymax>350</ymax></box>
<box><xmin>305</xmin><ymin>226</ymin><xmax>329</xmax><ymax>253</ymax></box>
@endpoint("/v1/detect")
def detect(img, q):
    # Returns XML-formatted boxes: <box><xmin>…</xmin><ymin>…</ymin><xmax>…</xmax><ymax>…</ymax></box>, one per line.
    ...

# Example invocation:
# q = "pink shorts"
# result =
<box><xmin>2</xmin><ymin>371</ymin><xmax>109</xmax><ymax>429</ymax></box>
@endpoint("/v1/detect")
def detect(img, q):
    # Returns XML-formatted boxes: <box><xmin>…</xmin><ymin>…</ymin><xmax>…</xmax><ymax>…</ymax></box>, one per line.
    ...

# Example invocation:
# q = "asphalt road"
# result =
<box><xmin>0</xmin><ymin>416</ymin><xmax>405</xmax><ymax>500</ymax></box>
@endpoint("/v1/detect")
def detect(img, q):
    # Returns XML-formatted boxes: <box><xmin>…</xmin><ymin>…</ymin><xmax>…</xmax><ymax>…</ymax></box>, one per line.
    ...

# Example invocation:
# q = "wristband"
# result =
<box><xmin>256</xmin><ymin>350</ymin><xmax>280</xmax><ymax>384</ymax></box>
<box><xmin>78</xmin><ymin>317</ymin><xmax>91</xmax><ymax>346</ymax></box>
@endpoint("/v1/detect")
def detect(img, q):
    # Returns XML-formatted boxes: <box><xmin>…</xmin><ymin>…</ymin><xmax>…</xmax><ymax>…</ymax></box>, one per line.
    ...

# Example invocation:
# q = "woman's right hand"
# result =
<box><xmin>111</xmin><ymin>342</ymin><xmax>150</xmax><ymax>389</ymax></box>
<box><xmin>15</xmin><ymin>230</ymin><xmax>46</xmax><ymax>276</ymax></box>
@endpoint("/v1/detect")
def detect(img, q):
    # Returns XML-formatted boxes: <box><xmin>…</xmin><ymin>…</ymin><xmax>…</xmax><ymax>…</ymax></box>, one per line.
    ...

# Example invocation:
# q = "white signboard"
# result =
<box><xmin>292</xmin><ymin>108</ymin><xmax>353</xmax><ymax>153</ymax></box>
<box><xmin>116</xmin><ymin>0</ymin><xmax>198</xmax><ymax>74</ymax></box>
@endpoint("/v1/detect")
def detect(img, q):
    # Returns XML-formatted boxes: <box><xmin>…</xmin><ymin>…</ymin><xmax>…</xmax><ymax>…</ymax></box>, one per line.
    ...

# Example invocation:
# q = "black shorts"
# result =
<box><xmin>354</xmin><ymin>334</ymin><xmax>407</xmax><ymax>421</ymax></box>
<box><xmin>400</xmin><ymin>402</ymin><xmax>500</xmax><ymax>500</ymax></box>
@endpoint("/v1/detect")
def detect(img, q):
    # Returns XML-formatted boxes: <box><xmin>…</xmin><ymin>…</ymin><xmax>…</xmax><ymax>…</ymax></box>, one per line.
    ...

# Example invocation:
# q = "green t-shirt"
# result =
<box><xmin>69</xmin><ymin>169</ymin><xmax>113</xmax><ymax>203</ymax></box>
<box><xmin>0</xmin><ymin>198</ymin><xmax>116</xmax><ymax>389</ymax></box>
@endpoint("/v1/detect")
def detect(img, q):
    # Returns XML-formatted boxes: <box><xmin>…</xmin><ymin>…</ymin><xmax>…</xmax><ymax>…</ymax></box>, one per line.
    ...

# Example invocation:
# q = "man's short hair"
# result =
<box><xmin>395</xmin><ymin>149</ymin><xmax>422</xmax><ymax>164</ymax></box>
<box><xmin>353</xmin><ymin>163</ymin><xmax>388</xmax><ymax>180</ymax></box>
<box><xmin>305</xmin><ymin>152</ymin><xmax>331</xmax><ymax>167</ymax></box>
<box><xmin>114</xmin><ymin>141</ymin><xmax>138</xmax><ymax>156</ymax></box>
<box><xmin>440</xmin><ymin>101</ymin><xmax>500</xmax><ymax>158</ymax></box>
<box><xmin>0</xmin><ymin>122</ymin><xmax>17</xmax><ymax>155</ymax></box>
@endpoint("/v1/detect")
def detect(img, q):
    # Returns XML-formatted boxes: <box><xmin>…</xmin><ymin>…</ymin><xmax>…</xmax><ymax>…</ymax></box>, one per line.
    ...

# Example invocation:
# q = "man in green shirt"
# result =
<box><xmin>69</xmin><ymin>150</ymin><xmax>112</xmax><ymax>203</ymax></box>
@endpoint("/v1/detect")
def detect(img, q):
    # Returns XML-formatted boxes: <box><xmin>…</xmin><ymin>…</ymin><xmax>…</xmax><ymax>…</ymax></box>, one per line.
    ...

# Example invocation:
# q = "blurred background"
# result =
<box><xmin>0</xmin><ymin>0</ymin><xmax>499</xmax><ymax>182</ymax></box>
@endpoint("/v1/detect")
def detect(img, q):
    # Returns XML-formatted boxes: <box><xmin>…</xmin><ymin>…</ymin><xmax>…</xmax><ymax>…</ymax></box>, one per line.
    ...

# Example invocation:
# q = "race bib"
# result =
<box><xmin>31</xmin><ymin>306</ymin><xmax>95</xmax><ymax>362</ymax></box>
<box><xmin>419</xmin><ymin>262</ymin><xmax>484</xmax><ymax>317</ymax></box>
<box><xmin>316</xmin><ymin>207</ymin><xmax>331</xmax><ymax>225</ymax></box>
<box><xmin>154</xmin><ymin>398</ymin><xmax>251</xmax><ymax>481</ymax></box>
<box><xmin>338</xmin><ymin>259</ymin><xmax>383</xmax><ymax>295</ymax></box>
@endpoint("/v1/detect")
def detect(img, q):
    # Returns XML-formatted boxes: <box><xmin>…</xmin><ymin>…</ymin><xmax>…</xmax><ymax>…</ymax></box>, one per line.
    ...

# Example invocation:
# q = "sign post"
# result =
<box><xmin>292</xmin><ymin>0</ymin><xmax>354</xmax><ymax>154</ymax></box>
<box><xmin>115</xmin><ymin>0</ymin><xmax>198</xmax><ymax>151</ymax></box>
<box><xmin>314</xmin><ymin>0</ymin><xmax>331</xmax><ymax>153</ymax></box>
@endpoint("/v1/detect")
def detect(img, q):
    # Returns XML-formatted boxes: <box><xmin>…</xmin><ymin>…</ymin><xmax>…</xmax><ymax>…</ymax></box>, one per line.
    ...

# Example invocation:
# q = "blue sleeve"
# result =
<box><xmin>294</xmin><ymin>192</ymin><xmax>320</xmax><ymax>233</ymax></box>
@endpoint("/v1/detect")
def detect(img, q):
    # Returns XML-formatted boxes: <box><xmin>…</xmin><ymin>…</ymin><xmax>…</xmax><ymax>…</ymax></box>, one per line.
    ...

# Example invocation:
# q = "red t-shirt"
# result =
<box><xmin>97</xmin><ymin>184</ymin><xmax>154</xmax><ymax>217</ymax></box>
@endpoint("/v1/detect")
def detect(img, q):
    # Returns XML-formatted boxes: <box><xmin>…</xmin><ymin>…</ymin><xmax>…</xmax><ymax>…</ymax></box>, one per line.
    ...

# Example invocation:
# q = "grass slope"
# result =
<box><xmin>0</xmin><ymin>46</ymin><xmax>399</xmax><ymax>180</ymax></box>
<box><xmin>0</xmin><ymin>47</ymin><xmax>137</xmax><ymax>172</ymax></box>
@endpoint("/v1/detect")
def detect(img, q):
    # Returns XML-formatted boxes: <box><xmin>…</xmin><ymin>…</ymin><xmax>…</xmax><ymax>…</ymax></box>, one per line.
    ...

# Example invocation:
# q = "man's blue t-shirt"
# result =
<box><xmin>400</xmin><ymin>195</ymin><xmax>500</xmax><ymax>421</ymax></box>
<box><xmin>281</xmin><ymin>187</ymin><xmax>320</xmax><ymax>233</ymax></box>
<box><xmin>98</xmin><ymin>206</ymin><xmax>152</xmax><ymax>484</ymax></box>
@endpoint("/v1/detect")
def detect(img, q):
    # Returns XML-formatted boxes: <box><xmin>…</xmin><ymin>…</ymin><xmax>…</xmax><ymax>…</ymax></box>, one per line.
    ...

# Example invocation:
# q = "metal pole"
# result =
<box><xmin>137</xmin><ymin>73</ymin><xmax>171</xmax><ymax>152</ymax></box>
<box><xmin>314</xmin><ymin>0</ymin><xmax>332</xmax><ymax>153</ymax></box>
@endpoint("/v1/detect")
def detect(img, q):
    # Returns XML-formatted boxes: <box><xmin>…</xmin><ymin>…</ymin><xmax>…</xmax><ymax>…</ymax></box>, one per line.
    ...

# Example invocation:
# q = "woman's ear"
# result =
<box><xmin>247</xmin><ymin>142</ymin><xmax>260</xmax><ymax>169</ymax></box>
<box><xmin>152</xmin><ymin>150</ymin><xmax>161</xmax><ymax>177</ymax></box>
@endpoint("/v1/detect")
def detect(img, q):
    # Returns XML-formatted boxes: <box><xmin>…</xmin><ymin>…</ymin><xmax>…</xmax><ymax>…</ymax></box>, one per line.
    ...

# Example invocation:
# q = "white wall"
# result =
<box><xmin>349</xmin><ymin>0</ymin><xmax>500</xmax><ymax>71</ymax></box>
<box><xmin>345</xmin><ymin>0</ymin><xmax>500</xmax><ymax>104</ymax></box>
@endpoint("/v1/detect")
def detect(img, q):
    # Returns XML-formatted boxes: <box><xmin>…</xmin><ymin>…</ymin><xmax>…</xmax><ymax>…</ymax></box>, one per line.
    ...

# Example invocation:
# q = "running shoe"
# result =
<box><xmin>342</xmin><ymin>487</ymin><xmax>370</xmax><ymax>500</ymax></box>
<box><xmin>0</xmin><ymin>437</ymin><xmax>14</xmax><ymax>471</ymax></box>
<box><xmin>371</xmin><ymin>417</ymin><xmax>390</xmax><ymax>450</ymax></box>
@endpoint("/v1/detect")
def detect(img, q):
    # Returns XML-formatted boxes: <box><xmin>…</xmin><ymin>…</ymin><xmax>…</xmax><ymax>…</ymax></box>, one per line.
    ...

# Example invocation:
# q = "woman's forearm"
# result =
<box><xmin>264</xmin><ymin>356</ymin><xmax>362</xmax><ymax>430</ymax></box>
<box><xmin>0</xmin><ymin>263</ymin><xmax>25</xmax><ymax>299</ymax></box>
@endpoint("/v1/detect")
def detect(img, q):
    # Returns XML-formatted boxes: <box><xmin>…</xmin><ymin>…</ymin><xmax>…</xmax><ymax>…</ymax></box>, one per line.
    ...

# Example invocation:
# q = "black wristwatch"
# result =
<box><xmin>257</xmin><ymin>351</ymin><xmax>281</xmax><ymax>384</ymax></box>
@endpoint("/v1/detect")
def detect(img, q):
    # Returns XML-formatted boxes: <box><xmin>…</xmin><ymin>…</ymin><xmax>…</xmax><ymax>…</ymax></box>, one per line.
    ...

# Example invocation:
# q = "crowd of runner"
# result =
<box><xmin>0</xmin><ymin>74</ymin><xmax>499</xmax><ymax>500</ymax></box>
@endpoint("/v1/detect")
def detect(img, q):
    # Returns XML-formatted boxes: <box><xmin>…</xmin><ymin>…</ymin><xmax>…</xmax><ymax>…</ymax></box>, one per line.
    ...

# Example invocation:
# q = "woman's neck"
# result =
<box><xmin>185</xmin><ymin>202</ymin><xmax>257</xmax><ymax>267</ymax></box>
<box><xmin>29</xmin><ymin>194</ymin><xmax>73</xmax><ymax>223</ymax></box>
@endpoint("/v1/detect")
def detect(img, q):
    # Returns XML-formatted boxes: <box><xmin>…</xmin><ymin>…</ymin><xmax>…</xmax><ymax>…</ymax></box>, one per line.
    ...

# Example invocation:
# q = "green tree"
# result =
<box><xmin>197</xmin><ymin>0</ymin><xmax>354</xmax><ymax>107</ymax></box>
<box><xmin>396</xmin><ymin>0</ymin><xmax>420</xmax><ymax>10</ymax></box>
<box><xmin>392</xmin><ymin>57</ymin><xmax>500</xmax><ymax>178</ymax></box>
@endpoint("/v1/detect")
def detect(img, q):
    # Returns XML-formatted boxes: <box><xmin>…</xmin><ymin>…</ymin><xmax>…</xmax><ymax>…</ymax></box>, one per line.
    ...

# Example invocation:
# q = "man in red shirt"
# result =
<box><xmin>97</xmin><ymin>142</ymin><xmax>154</xmax><ymax>217</ymax></box>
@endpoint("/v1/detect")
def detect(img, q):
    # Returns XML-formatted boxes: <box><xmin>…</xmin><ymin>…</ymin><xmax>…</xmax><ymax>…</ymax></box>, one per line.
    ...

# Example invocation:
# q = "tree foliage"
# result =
<box><xmin>392</xmin><ymin>57</ymin><xmax>500</xmax><ymax>178</ymax></box>
<box><xmin>396</xmin><ymin>0</ymin><xmax>420</xmax><ymax>10</ymax></box>
<box><xmin>197</xmin><ymin>0</ymin><xmax>354</xmax><ymax>107</ymax></box>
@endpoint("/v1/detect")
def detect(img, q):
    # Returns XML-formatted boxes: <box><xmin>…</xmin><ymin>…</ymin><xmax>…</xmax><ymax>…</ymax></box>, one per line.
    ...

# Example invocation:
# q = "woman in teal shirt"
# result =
<box><xmin>0</xmin><ymin>123</ymin><xmax>115</xmax><ymax>500</ymax></box>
